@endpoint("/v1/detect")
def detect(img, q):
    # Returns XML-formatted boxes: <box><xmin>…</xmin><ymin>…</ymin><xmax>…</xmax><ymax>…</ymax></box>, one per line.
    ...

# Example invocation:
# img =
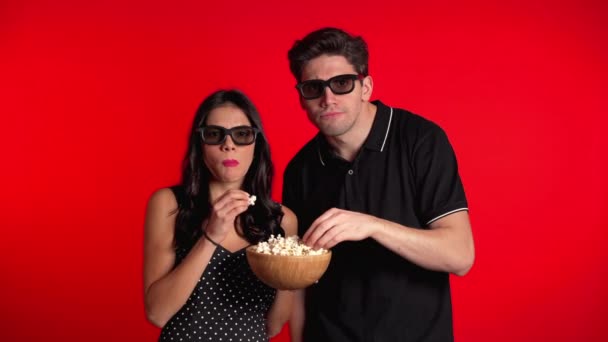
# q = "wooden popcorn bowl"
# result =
<box><xmin>245</xmin><ymin>246</ymin><xmax>332</xmax><ymax>290</ymax></box>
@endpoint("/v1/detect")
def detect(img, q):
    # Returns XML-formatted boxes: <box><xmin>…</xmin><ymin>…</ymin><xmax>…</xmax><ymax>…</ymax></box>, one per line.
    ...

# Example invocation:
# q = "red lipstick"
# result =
<box><xmin>222</xmin><ymin>159</ymin><xmax>239</xmax><ymax>167</ymax></box>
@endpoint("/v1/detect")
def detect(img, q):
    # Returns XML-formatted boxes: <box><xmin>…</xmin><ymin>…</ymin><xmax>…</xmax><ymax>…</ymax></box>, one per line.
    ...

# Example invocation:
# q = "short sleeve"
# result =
<box><xmin>413</xmin><ymin>125</ymin><xmax>468</xmax><ymax>225</ymax></box>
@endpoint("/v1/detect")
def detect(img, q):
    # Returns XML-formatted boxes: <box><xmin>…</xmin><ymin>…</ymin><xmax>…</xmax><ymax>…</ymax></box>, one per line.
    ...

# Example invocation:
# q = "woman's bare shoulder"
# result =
<box><xmin>279</xmin><ymin>204</ymin><xmax>298</xmax><ymax>237</ymax></box>
<box><xmin>147</xmin><ymin>188</ymin><xmax>178</xmax><ymax>211</ymax></box>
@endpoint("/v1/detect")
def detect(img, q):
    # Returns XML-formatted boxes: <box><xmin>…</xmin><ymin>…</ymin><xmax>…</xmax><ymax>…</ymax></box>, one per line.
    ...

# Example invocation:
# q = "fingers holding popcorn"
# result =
<box><xmin>205</xmin><ymin>190</ymin><xmax>251</xmax><ymax>241</ymax></box>
<box><xmin>304</xmin><ymin>208</ymin><xmax>379</xmax><ymax>249</ymax></box>
<box><xmin>312</xmin><ymin>225</ymin><xmax>348</xmax><ymax>250</ymax></box>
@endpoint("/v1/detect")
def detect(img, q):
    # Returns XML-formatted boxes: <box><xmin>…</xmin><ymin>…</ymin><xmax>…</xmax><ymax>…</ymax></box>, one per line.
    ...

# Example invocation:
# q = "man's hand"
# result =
<box><xmin>302</xmin><ymin>208</ymin><xmax>382</xmax><ymax>249</ymax></box>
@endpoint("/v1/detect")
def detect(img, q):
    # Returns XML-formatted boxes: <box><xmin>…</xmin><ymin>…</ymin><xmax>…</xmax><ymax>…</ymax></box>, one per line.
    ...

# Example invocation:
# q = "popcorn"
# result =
<box><xmin>248</xmin><ymin>195</ymin><xmax>257</xmax><ymax>206</ymax></box>
<box><xmin>254</xmin><ymin>235</ymin><xmax>328</xmax><ymax>256</ymax></box>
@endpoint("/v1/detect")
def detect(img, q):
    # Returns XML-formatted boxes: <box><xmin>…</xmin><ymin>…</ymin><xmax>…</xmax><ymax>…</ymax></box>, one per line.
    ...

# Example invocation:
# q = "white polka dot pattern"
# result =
<box><xmin>159</xmin><ymin>245</ymin><xmax>277</xmax><ymax>342</ymax></box>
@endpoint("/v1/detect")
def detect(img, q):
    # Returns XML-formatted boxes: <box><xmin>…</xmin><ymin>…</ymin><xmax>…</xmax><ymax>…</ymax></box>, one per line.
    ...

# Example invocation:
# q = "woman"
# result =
<box><xmin>143</xmin><ymin>89</ymin><xmax>296</xmax><ymax>341</ymax></box>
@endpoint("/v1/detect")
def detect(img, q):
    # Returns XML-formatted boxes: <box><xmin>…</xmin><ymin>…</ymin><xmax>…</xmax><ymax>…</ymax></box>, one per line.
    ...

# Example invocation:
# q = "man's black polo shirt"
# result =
<box><xmin>282</xmin><ymin>100</ymin><xmax>468</xmax><ymax>342</ymax></box>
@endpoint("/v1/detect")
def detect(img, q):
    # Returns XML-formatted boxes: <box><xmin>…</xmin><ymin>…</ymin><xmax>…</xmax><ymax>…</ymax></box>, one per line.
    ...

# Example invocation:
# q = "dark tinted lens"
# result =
<box><xmin>231</xmin><ymin>127</ymin><xmax>256</xmax><ymax>145</ymax></box>
<box><xmin>300</xmin><ymin>80</ymin><xmax>324</xmax><ymax>99</ymax></box>
<box><xmin>329</xmin><ymin>75</ymin><xmax>355</xmax><ymax>94</ymax></box>
<box><xmin>297</xmin><ymin>74</ymin><xmax>359</xmax><ymax>99</ymax></box>
<box><xmin>202</xmin><ymin>127</ymin><xmax>224</xmax><ymax>144</ymax></box>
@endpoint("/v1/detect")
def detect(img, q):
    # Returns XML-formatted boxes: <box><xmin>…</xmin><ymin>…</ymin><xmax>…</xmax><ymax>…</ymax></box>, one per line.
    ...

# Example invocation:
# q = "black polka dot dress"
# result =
<box><xmin>159</xmin><ymin>245</ymin><xmax>277</xmax><ymax>342</ymax></box>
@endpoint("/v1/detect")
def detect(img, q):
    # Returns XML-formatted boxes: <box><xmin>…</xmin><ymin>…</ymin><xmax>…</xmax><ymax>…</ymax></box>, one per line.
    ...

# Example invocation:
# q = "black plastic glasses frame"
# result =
<box><xmin>295</xmin><ymin>74</ymin><xmax>364</xmax><ymax>100</ymax></box>
<box><xmin>198</xmin><ymin>125</ymin><xmax>259</xmax><ymax>145</ymax></box>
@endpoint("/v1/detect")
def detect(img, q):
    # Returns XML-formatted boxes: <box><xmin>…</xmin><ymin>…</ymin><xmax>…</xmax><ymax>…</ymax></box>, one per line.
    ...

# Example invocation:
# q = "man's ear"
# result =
<box><xmin>361</xmin><ymin>75</ymin><xmax>373</xmax><ymax>101</ymax></box>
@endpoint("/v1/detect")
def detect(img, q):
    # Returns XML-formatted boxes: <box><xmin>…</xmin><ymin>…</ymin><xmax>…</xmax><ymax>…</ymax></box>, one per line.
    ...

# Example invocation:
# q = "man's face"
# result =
<box><xmin>298</xmin><ymin>54</ymin><xmax>372</xmax><ymax>138</ymax></box>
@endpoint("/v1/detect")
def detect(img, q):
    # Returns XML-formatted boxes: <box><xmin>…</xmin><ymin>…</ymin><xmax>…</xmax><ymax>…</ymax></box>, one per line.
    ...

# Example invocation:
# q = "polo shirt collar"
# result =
<box><xmin>316</xmin><ymin>100</ymin><xmax>393</xmax><ymax>166</ymax></box>
<box><xmin>363</xmin><ymin>100</ymin><xmax>393</xmax><ymax>152</ymax></box>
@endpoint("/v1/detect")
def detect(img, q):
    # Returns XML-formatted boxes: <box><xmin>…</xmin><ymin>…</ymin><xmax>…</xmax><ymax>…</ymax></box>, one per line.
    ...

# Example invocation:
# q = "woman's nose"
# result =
<box><xmin>221</xmin><ymin>136</ymin><xmax>236</xmax><ymax>151</ymax></box>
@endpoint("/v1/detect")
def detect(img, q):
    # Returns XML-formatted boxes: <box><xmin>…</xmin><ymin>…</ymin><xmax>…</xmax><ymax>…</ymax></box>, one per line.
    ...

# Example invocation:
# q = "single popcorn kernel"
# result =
<box><xmin>254</xmin><ymin>235</ymin><xmax>327</xmax><ymax>256</ymax></box>
<box><xmin>248</xmin><ymin>195</ymin><xmax>257</xmax><ymax>206</ymax></box>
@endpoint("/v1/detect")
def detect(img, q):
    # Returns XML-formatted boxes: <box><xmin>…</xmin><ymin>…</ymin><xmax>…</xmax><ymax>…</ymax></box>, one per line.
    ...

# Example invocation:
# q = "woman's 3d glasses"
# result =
<box><xmin>198</xmin><ymin>125</ymin><xmax>259</xmax><ymax>145</ymax></box>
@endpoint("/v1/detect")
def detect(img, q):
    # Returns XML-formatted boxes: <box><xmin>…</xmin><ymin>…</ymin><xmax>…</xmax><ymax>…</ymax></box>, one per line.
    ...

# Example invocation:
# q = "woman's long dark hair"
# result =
<box><xmin>173</xmin><ymin>89</ymin><xmax>284</xmax><ymax>251</ymax></box>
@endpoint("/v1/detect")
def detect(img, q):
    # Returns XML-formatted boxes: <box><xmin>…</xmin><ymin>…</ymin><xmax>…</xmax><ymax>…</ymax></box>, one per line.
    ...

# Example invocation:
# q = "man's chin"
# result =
<box><xmin>319</xmin><ymin>126</ymin><xmax>349</xmax><ymax>137</ymax></box>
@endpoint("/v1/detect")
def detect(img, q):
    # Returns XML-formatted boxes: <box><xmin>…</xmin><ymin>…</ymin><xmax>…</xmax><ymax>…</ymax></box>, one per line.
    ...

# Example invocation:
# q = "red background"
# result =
<box><xmin>1</xmin><ymin>0</ymin><xmax>607</xmax><ymax>341</ymax></box>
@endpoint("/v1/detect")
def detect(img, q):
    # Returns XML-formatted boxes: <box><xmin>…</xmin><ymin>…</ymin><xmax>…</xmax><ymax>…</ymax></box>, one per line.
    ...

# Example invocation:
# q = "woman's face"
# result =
<box><xmin>202</xmin><ymin>104</ymin><xmax>256</xmax><ymax>186</ymax></box>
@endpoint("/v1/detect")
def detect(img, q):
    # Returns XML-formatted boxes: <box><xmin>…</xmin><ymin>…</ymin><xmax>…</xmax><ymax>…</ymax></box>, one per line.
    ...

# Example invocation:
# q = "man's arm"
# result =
<box><xmin>372</xmin><ymin>210</ymin><xmax>474</xmax><ymax>276</ymax></box>
<box><xmin>302</xmin><ymin>209</ymin><xmax>474</xmax><ymax>276</ymax></box>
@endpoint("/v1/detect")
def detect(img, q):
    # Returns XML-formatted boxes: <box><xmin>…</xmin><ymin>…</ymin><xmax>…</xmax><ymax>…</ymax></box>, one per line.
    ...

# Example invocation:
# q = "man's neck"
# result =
<box><xmin>326</xmin><ymin>102</ymin><xmax>377</xmax><ymax>162</ymax></box>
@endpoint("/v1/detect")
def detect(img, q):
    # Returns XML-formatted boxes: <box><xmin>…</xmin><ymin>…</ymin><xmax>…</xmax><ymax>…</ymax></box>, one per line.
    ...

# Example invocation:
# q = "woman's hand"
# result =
<box><xmin>204</xmin><ymin>189</ymin><xmax>251</xmax><ymax>243</ymax></box>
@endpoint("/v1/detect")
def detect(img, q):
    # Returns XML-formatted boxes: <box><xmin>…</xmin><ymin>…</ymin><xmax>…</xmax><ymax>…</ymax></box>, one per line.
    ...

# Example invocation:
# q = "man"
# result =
<box><xmin>282</xmin><ymin>27</ymin><xmax>475</xmax><ymax>342</ymax></box>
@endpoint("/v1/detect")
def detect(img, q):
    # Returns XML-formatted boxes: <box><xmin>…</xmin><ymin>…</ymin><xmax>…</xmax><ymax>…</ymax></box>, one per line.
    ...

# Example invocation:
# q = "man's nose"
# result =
<box><xmin>320</xmin><ymin>85</ymin><xmax>337</xmax><ymax>105</ymax></box>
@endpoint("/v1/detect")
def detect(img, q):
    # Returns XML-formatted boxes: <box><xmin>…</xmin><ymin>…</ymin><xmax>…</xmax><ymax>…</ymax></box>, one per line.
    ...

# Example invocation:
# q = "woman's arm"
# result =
<box><xmin>265</xmin><ymin>205</ymin><xmax>298</xmax><ymax>337</ymax></box>
<box><xmin>143</xmin><ymin>188</ymin><xmax>217</xmax><ymax>327</ymax></box>
<box><xmin>288</xmin><ymin>289</ymin><xmax>305</xmax><ymax>342</ymax></box>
